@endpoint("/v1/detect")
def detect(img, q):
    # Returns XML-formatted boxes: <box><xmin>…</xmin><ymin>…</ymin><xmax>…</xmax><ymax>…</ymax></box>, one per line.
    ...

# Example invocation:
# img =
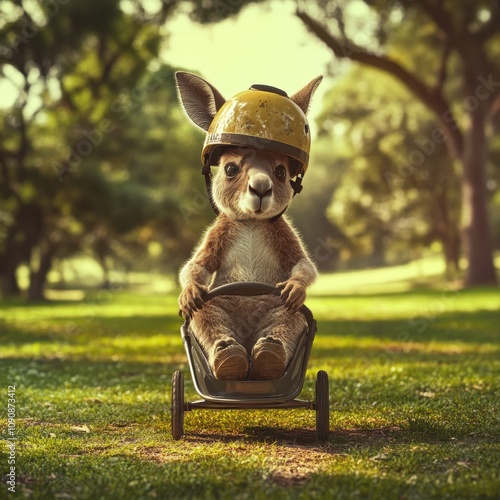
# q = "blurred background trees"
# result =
<box><xmin>0</xmin><ymin>0</ymin><xmax>498</xmax><ymax>300</ymax></box>
<box><xmin>0</xmin><ymin>0</ymin><xmax>210</xmax><ymax>299</ymax></box>
<box><xmin>314</xmin><ymin>66</ymin><xmax>462</xmax><ymax>273</ymax></box>
<box><xmin>297</xmin><ymin>0</ymin><xmax>500</xmax><ymax>285</ymax></box>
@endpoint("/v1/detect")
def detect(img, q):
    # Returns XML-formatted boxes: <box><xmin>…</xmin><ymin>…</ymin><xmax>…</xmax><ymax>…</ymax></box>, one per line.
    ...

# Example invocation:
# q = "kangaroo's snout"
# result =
<box><xmin>248</xmin><ymin>174</ymin><xmax>272</xmax><ymax>200</ymax></box>
<box><xmin>212</xmin><ymin>148</ymin><xmax>294</xmax><ymax>219</ymax></box>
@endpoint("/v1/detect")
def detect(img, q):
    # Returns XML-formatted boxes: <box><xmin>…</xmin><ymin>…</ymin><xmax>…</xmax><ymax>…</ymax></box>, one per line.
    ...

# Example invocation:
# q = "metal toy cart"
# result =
<box><xmin>171</xmin><ymin>281</ymin><xmax>329</xmax><ymax>440</ymax></box>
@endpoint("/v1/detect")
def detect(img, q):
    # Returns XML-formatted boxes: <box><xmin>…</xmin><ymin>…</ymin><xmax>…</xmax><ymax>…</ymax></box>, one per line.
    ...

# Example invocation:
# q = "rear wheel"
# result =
<box><xmin>171</xmin><ymin>371</ymin><xmax>184</xmax><ymax>440</ymax></box>
<box><xmin>315</xmin><ymin>370</ymin><xmax>329</xmax><ymax>441</ymax></box>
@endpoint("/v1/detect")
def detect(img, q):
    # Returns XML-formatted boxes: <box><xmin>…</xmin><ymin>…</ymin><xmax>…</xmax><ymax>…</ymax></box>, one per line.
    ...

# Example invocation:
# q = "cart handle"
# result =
<box><xmin>201</xmin><ymin>281</ymin><xmax>314</xmax><ymax>326</ymax></box>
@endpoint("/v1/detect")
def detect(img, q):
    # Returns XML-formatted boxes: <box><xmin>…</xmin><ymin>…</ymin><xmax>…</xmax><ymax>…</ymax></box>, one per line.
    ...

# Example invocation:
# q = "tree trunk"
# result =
<box><xmin>448</xmin><ymin>227</ymin><xmax>461</xmax><ymax>274</ymax></box>
<box><xmin>461</xmin><ymin>109</ymin><xmax>498</xmax><ymax>286</ymax></box>
<box><xmin>0</xmin><ymin>235</ymin><xmax>23</xmax><ymax>298</ymax></box>
<box><xmin>98</xmin><ymin>254</ymin><xmax>111</xmax><ymax>290</ymax></box>
<box><xmin>28</xmin><ymin>244</ymin><xmax>56</xmax><ymax>301</ymax></box>
<box><xmin>370</xmin><ymin>231</ymin><xmax>387</xmax><ymax>267</ymax></box>
<box><xmin>1</xmin><ymin>267</ymin><xmax>21</xmax><ymax>297</ymax></box>
<box><xmin>439</xmin><ymin>228</ymin><xmax>461</xmax><ymax>277</ymax></box>
<box><xmin>295</xmin><ymin>8</ymin><xmax>498</xmax><ymax>288</ymax></box>
<box><xmin>435</xmin><ymin>184</ymin><xmax>461</xmax><ymax>276</ymax></box>
<box><xmin>0</xmin><ymin>202</ymin><xmax>45</xmax><ymax>298</ymax></box>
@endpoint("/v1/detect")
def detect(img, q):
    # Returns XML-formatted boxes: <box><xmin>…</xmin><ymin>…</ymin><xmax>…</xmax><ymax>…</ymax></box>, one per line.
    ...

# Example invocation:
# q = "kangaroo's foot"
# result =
<box><xmin>211</xmin><ymin>341</ymin><xmax>249</xmax><ymax>381</ymax></box>
<box><xmin>251</xmin><ymin>337</ymin><xmax>286</xmax><ymax>380</ymax></box>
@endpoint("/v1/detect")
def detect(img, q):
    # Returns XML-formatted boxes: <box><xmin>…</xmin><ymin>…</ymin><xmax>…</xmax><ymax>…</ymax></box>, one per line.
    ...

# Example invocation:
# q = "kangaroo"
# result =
<box><xmin>175</xmin><ymin>72</ymin><xmax>322</xmax><ymax>380</ymax></box>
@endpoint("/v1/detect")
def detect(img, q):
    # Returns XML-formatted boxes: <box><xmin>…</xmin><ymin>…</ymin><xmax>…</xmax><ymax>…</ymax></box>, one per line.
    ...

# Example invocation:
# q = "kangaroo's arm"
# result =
<box><xmin>270</xmin><ymin>217</ymin><xmax>318</xmax><ymax>311</ymax></box>
<box><xmin>179</xmin><ymin>215</ymin><xmax>235</xmax><ymax>317</ymax></box>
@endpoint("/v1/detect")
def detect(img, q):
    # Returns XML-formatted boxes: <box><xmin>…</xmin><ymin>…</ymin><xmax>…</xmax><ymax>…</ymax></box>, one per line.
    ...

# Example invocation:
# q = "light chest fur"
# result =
<box><xmin>212</xmin><ymin>222</ymin><xmax>284</xmax><ymax>286</ymax></box>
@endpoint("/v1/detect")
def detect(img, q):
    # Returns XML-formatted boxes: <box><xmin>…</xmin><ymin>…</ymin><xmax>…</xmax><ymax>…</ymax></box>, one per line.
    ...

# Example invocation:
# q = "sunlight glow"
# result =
<box><xmin>160</xmin><ymin>1</ymin><xmax>333</xmax><ymax>121</ymax></box>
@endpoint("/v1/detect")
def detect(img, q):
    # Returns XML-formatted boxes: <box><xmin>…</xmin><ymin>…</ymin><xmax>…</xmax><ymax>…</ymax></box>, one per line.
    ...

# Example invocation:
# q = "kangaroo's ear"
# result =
<box><xmin>290</xmin><ymin>76</ymin><xmax>323</xmax><ymax>115</ymax></box>
<box><xmin>175</xmin><ymin>71</ymin><xmax>226</xmax><ymax>131</ymax></box>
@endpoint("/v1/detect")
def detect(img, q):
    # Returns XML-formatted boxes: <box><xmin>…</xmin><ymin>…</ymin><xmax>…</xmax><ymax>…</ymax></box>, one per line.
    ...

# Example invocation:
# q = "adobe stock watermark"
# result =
<box><xmin>384</xmin><ymin>73</ymin><xmax>500</xmax><ymax>189</ymax></box>
<box><xmin>6</xmin><ymin>385</ymin><xmax>17</xmax><ymax>494</ymax></box>
<box><xmin>179</xmin><ymin>185</ymin><xmax>211</xmax><ymax>223</ymax></box>
<box><xmin>0</xmin><ymin>0</ymin><xmax>70</xmax><ymax>59</ymax></box>
<box><xmin>54</xmin><ymin>69</ymin><xmax>171</xmax><ymax>182</ymax></box>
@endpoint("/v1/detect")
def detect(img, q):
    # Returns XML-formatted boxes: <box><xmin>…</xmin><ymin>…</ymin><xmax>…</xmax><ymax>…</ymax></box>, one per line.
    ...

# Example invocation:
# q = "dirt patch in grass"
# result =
<box><xmin>265</xmin><ymin>444</ymin><xmax>341</xmax><ymax>487</ymax></box>
<box><xmin>257</xmin><ymin>428</ymin><xmax>400</xmax><ymax>486</ymax></box>
<box><xmin>135</xmin><ymin>439</ymin><xmax>342</xmax><ymax>487</ymax></box>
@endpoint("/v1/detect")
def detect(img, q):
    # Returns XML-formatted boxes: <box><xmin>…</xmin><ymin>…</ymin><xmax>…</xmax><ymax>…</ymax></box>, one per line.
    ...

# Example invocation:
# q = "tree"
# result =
<box><xmin>317</xmin><ymin>66</ymin><xmax>462</xmax><ymax>272</ymax></box>
<box><xmin>79</xmin><ymin>65</ymin><xmax>211</xmax><ymax>281</ymax></box>
<box><xmin>289</xmin><ymin>135</ymin><xmax>348</xmax><ymax>272</ymax></box>
<box><xmin>0</xmin><ymin>0</ymin><xmax>215</xmax><ymax>299</ymax></box>
<box><xmin>297</xmin><ymin>0</ymin><xmax>499</xmax><ymax>286</ymax></box>
<box><xmin>0</xmin><ymin>0</ymin><xmax>173</xmax><ymax>298</ymax></box>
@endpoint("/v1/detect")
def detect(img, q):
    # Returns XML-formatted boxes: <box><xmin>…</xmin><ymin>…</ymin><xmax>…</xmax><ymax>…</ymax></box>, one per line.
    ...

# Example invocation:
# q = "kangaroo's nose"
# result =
<box><xmin>248</xmin><ymin>175</ymin><xmax>272</xmax><ymax>199</ymax></box>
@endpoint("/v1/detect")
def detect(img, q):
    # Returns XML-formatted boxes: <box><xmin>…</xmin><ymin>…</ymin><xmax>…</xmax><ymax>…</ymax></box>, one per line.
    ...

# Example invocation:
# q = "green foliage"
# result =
<box><xmin>1</xmin><ymin>269</ymin><xmax>499</xmax><ymax>498</ymax></box>
<box><xmin>289</xmin><ymin>136</ymin><xmax>349</xmax><ymax>272</ymax></box>
<box><xmin>298</xmin><ymin>0</ymin><xmax>500</xmax><ymax>285</ymax></box>
<box><xmin>0</xmin><ymin>0</ymin><xmax>216</xmax><ymax>298</ymax></box>
<box><xmin>188</xmin><ymin>0</ymin><xmax>264</xmax><ymax>24</ymax></box>
<box><xmin>316</xmin><ymin>67</ymin><xmax>462</xmax><ymax>268</ymax></box>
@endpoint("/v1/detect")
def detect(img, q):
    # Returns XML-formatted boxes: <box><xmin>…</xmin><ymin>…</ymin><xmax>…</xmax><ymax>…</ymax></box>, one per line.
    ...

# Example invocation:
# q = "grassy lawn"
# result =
<box><xmin>1</xmin><ymin>269</ymin><xmax>499</xmax><ymax>499</ymax></box>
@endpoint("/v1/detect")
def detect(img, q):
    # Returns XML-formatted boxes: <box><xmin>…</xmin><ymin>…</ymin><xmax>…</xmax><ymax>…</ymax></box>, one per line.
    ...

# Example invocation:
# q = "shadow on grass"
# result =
<box><xmin>309</xmin><ymin>285</ymin><xmax>498</xmax><ymax>299</ymax></box>
<box><xmin>0</xmin><ymin>314</ymin><xmax>181</xmax><ymax>347</ymax></box>
<box><xmin>315</xmin><ymin>309</ymin><xmax>500</xmax><ymax>343</ymax></box>
<box><xmin>3</xmin><ymin>307</ymin><xmax>499</xmax><ymax>345</ymax></box>
<box><xmin>4</xmin><ymin>288</ymin><xmax>498</xmax><ymax>498</ymax></box>
<box><xmin>13</xmin><ymin>444</ymin><xmax>421</xmax><ymax>499</ymax></box>
<box><xmin>186</xmin><ymin>424</ymin><xmax>402</xmax><ymax>448</ymax></box>
<box><xmin>0</xmin><ymin>356</ymin><xmax>177</xmax><ymax>390</ymax></box>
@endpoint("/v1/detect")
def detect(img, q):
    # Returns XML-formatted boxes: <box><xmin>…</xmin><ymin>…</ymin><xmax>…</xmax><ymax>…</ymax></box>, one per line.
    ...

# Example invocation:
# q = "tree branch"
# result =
<box><xmin>0</xmin><ymin>150</ymin><xmax>10</xmax><ymax>185</ymax></box>
<box><xmin>14</xmin><ymin>77</ymin><xmax>31</xmax><ymax>182</ymax></box>
<box><xmin>296</xmin><ymin>9</ymin><xmax>464</xmax><ymax>158</ymax></box>
<box><xmin>91</xmin><ymin>49</ymin><xmax>123</xmax><ymax>95</ymax></box>
<box><xmin>0</xmin><ymin>150</ymin><xmax>22</xmax><ymax>204</ymax></box>
<box><xmin>91</xmin><ymin>29</ymin><xmax>141</xmax><ymax>97</ymax></box>
<box><xmin>416</xmin><ymin>0</ymin><xmax>456</xmax><ymax>39</ymax></box>
<box><xmin>434</xmin><ymin>37</ymin><xmax>451</xmax><ymax>93</ymax></box>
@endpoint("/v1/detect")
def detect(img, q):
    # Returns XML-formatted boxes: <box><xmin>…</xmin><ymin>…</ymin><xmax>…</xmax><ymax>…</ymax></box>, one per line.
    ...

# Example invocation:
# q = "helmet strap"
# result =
<box><xmin>290</xmin><ymin>174</ymin><xmax>304</xmax><ymax>195</ymax></box>
<box><xmin>202</xmin><ymin>162</ymin><xmax>220</xmax><ymax>216</ymax></box>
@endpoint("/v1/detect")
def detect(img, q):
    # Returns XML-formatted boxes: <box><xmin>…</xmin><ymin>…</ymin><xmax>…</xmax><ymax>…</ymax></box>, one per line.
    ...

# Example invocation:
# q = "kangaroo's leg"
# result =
<box><xmin>189</xmin><ymin>297</ymin><xmax>250</xmax><ymax>380</ymax></box>
<box><xmin>250</xmin><ymin>297</ymin><xmax>307</xmax><ymax>380</ymax></box>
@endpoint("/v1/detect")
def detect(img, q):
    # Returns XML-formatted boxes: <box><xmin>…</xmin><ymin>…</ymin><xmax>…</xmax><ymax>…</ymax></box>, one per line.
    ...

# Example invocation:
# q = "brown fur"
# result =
<box><xmin>175</xmin><ymin>71</ymin><xmax>226</xmax><ymax>131</ymax></box>
<box><xmin>176</xmin><ymin>73</ymin><xmax>321</xmax><ymax>380</ymax></box>
<box><xmin>290</xmin><ymin>77</ymin><xmax>323</xmax><ymax>115</ymax></box>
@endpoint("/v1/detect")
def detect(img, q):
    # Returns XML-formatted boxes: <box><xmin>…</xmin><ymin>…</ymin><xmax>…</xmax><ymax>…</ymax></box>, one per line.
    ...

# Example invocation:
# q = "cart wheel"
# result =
<box><xmin>315</xmin><ymin>370</ymin><xmax>329</xmax><ymax>441</ymax></box>
<box><xmin>171</xmin><ymin>371</ymin><xmax>184</xmax><ymax>440</ymax></box>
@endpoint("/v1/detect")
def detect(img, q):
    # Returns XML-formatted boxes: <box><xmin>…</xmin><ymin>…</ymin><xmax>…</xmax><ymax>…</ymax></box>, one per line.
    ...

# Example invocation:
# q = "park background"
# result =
<box><xmin>1</xmin><ymin>0</ymin><xmax>499</xmax><ymax>498</ymax></box>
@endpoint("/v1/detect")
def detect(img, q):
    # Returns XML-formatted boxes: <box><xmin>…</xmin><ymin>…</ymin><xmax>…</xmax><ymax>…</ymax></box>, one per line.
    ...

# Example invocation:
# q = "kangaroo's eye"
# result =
<box><xmin>225</xmin><ymin>163</ymin><xmax>240</xmax><ymax>178</ymax></box>
<box><xmin>275</xmin><ymin>165</ymin><xmax>286</xmax><ymax>179</ymax></box>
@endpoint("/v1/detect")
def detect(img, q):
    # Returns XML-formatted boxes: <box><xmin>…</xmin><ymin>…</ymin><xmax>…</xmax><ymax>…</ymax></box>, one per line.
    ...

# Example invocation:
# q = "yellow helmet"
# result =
<box><xmin>201</xmin><ymin>85</ymin><xmax>311</xmax><ymax>176</ymax></box>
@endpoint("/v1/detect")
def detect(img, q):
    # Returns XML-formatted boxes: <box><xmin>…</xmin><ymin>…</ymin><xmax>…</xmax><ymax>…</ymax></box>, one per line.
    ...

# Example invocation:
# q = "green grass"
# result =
<box><xmin>1</xmin><ymin>271</ymin><xmax>499</xmax><ymax>499</ymax></box>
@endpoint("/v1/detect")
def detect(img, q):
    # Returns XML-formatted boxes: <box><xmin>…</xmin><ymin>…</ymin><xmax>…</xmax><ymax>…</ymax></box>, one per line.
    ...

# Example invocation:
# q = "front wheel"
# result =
<box><xmin>315</xmin><ymin>370</ymin><xmax>329</xmax><ymax>441</ymax></box>
<box><xmin>171</xmin><ymin>371</ymin><xmax>184</xmax><ymax>440</ymax></box>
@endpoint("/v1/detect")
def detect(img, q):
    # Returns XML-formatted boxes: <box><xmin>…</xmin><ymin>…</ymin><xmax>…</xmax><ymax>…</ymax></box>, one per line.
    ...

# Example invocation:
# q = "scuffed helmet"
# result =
<box><xmin>201</xmin><ymin>85</ymin><xmax>311</xmax><ymax>176</ymax></box>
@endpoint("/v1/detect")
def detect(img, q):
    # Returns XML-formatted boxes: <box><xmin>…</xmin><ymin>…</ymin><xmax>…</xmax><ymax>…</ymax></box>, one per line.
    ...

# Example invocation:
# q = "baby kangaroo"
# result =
<box><xmin>175</xmin><ymin>72</ymin><xmax>322</xmax><ymax>380</ymax></box>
